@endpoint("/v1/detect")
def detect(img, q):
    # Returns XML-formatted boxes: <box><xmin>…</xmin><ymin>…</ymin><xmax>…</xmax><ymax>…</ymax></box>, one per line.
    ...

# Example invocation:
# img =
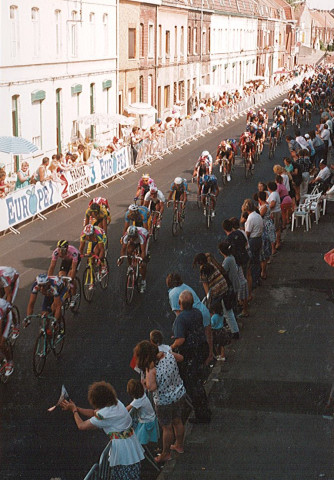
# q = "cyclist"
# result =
<box><xmin>193</xmin><ymin>155</ymin><xmax>210</xmax><ymax>196</ymax></box>
<box><xmin>242</xmin><ymin>136</ymin><xmax>255</xmax><ymax>170</ymax></box>
<box><xmin>0</xmin><ymin>266</ymin><xmax>19</xmax><ymax>304</ymax></box>
<box><xmin>118</xmin><ymin>226</ymin><xmax>149</xmax><ymax>293</ymax></box>
<box><xmin>255</xmin><ymin>125</ymin><xmax>265</xmax><ymax>154</ymax></box>
<box><xmin>124</xmin><ymin>204</ymin><xmax>151</xmax><ymax>234</ymax></box>
<box><xmin>144</xmin><ymin>185</ymin><xmax>165</xmax><ymax>228</ymax></box>
<box><xmin>135</xmin><ymin>173</ymin><xmax>156</xmax><ymax>205</ymax></box>
<box><xmin>201</xmin><ymin>150</ymin><xmax>213</xmax><ymax>174</ymax></box>
<box><xmin>79</xmin><ymin>224</ymin><xmax>107</xmax><ymax>274</ymax></box>
<box><xmin>216</xmin><ymin>141</ymin><xmax>233</xmax><ymax>181</ymax></box>
<box><xmin>167</xmin><ymin>177</ymin><xmax>188</xmax><ymax>215</ymax></box>
<box><xmin>0</xmin><ymin>298</ymin><xmax>15</xmax><ymax>376</ymax></box>
<box><xmin>200</xmin><ymin>174</ymin><xmax>219</xmax><ymax>216</ymax></box>
<box><xmin>48</xmin><ymin>240</ymin><xmax>81</xmax><ymax>308</ymax></box>
<box><xmin>25</xmin><ymin>274</ymin><xmax>67</xmax><ymax>341</ymax></box>
<box><xmin>84</xmin><ymin>202</ymin><xmax>108</xmax><ymax>233</ymax></box>
<box><xmin>88</xmin><ymin>197</ymin><xmax>111</xmax><ymax>221</ymax></box>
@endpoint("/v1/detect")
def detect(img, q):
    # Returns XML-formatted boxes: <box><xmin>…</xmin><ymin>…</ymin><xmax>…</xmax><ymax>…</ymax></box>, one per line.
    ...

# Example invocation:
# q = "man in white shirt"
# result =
<box><xmin>243</xmin><ymin>199</ymin><xmax>263</xmax><ymax>287</ymax></box>
<box><xmin>320</xmin><ymin>124</ymin><xmax>332</xmax><ymax>159</ymax></box>
<box><xmin>295</xmin><ymin>130</ymin><xmax>309</xmax><ymax>151</ymax></box>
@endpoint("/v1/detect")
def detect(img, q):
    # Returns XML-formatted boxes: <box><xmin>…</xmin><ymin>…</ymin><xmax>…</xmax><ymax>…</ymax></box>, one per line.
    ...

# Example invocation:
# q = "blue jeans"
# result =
<box><xmin>222</xmin><ymin>299</ymin><xmax>239</xmax><ymax>334</ymax></box>
<box><xmin>249</xmin><ymin>236</ymin><xmax>262</xmax><ymax>285</ymax></box>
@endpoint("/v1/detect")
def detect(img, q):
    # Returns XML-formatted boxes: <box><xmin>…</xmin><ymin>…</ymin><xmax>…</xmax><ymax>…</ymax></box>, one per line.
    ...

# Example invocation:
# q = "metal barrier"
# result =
<box><xmin>132</xmin><ymin>76</ymin><xmax>306</xmax><ymax>168</ymax></box>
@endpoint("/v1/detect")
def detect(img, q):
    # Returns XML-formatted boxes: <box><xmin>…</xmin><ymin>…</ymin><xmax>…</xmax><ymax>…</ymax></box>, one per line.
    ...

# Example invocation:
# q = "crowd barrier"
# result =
<box><xmin>132</xmin><ymin>75</ymin><xmax>307</xmax><ymax>167</ymax></box>
<box><xmin>1</xmin><ymin>146</ymin><xmax>132</xmax><ymax>234</ymax></box>
<box><xmin>1</xmin><ymin>74</ymin><xmax>307</xmax><ymax>235</ymax></box>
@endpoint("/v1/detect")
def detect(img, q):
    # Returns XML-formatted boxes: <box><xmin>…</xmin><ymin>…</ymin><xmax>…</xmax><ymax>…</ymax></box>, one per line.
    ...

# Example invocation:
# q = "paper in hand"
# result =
<box><xmin>48</xmin><ymin>385</ymin><xmax>70</xmax><ymax>412</ymax></box>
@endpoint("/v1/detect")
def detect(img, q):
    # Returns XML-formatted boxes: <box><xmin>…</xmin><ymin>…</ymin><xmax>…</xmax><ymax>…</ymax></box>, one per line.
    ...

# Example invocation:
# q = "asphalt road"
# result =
<box><xmin>0</xmin><ymin>96</ymin><xmax>328</xmax><ymax>480</ymax></box>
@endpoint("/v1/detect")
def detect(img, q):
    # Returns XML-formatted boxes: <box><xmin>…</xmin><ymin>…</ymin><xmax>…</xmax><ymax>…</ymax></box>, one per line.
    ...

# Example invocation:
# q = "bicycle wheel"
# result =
<box><xmin>53</xmin><ymin>315</ymin><xmax>66</xmax><ymax>357</ymax></box>
<box><xmin>83</xmin><ymin>266</ymin><xmax>95</xmax><ymax>302</ymax></box>
<box><xmin>196</xmin><ymin>195</ymin><xmax>201</xmax><ymax>209</ymax></box>
<box><xmin>71</xmin><ymin>277</ymin><xmax>81</xmax><ymax>313</ymax></box>
<box><xmin>153</xmin><ymin>222</ymin><xmax>159</xmax><ymax>241</ymax></box>
<box><xmin>125</xmin><ymin>268</ymin><xmax>135</xmax><ymax>304</ymax></box>
<box><xmin>172</xmin><ymin>210</ymin><xmax>179</xmax><ymax>236</ymax></box>
<box><xmin>250</xmin><ymin>163</ymin><xmax>254</xmax><ymax>176</ymax></box>
<box><xmin>33</xmin><ymin>332</ymin><xmax>47</xmax><ymax>376</ymax></box>
<box><xmin>244</xmin><ymin>160</ymin><xmax>249</xmax><ymax>179</ymax></box>
<box><xmin>100</xmin><ymin>258</ymin><xmax>109</xmax><ymax>290</ymax></box>
<box><xmin>206</xmin><ymin>203</ymin><xmax>211</xmax><ymax>229</ymax></box>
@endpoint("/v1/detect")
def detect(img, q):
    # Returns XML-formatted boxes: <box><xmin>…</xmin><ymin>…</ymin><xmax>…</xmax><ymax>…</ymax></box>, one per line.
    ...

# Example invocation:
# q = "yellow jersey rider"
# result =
<box><xmin>123</xmin><ymin>204</ymin><xmax>151</xmax><ymax>235</ymax></box>
<box><xmin>79</xmin><ymin>224</ymin><xmax>107</xmax><ymax>273</ymax></box>
<box><xmin>84</xmin><ymin>202</ymin><xmax>108</xmax><ymax>233</ymax></box>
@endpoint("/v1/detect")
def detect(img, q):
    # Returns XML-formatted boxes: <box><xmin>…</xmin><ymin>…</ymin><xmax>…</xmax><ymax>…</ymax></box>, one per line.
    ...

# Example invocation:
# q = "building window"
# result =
<box><xmin>164</xmin><ymin>85</ymin><xmax>170</xmax><ymax>109</ymax></box>
<box><xmin>70</xmin><ymin>11</ymin><xmax>78</xmax><ymax>57</ymax></box>
<box><xmin>139</xmin><ymin>76</ymin><xmax>144</xmax><ymax>102</ymax></box>
<box><xmin>139</xmin><ymin>23</ymin><xmax>144</xmax><ymax>57</ymax></box>
<box><xmin>148</xmin><ymin>75</ymin><xmax>153</xmax><ymax>106</ymax></box>
<box><xmin>31</xmin><ymin>7</ymin><xmax>40</xmax><ymax>57</ymax></box>
<box><xmin>55</xmin><ymin>10</ymin><xmax>61</xmax><ymax>56</ymax></box>
<box><xmin>31</xmin><ymin>98</ymin><xmax>43</xmax><ymax>149</ymax></box>
<box><xmin>89</xmin><ymin>13</ymin><xmax>96</xmax><ymax>56</ymax></box>
<box><xmin>165</xmin><ymin>30</ymin><xmax>170</xmax><ymax>56</ymax></box>
<box><xmin>188</xmin><ymin>26</ymin><xmax>191</xmax><ymax>54</ymax></box>
<box><xmin>173</xmin><ymin>82</ymin><xmax>177</xmax><ymax>104</ymax></box>
<box><xmin>148</xmin><ymin>24</ymin><xmax>154</xmax><ymax>58</ymax></box>
<box><xmin>158</xmin><ymin>25</ymin><xmax>162</xmax><ymax>57</ymax></box>
<box><xmin>103</xmin><ymin>14</ymin><xmax>109</xmax><ymax>55</ymax></box>
<box><xmin>180</xmin><ymin>26</ymin><xmax>184</xmax><ymax>56</ymax></box>
<box><xmin>10</xmin><ymin>5</ymin><xmax>19</xmax><ymax>58</ymax></box>
<box><xmin>128</xmin><ymin>28</ymin><xmax>136</xmax><ymax>59</ymax></box>
<box><xmin>178</xmin><ymin>81</ymin><xmax>185</xmax><ymax>102</ymax></box>
<box><xmin>128</xmin><ymin>87</ymin><xmax>135</xmax><ymax>105</ymax></box>
<box><xmin>174</xmin><ymin>26</ymin><xmax>178</xmax><ymax>57</ymax></box>
<box><xmin>193</xmin><ymin>27</ymin><xmax>197</xmax><ymax>54</ymax></box>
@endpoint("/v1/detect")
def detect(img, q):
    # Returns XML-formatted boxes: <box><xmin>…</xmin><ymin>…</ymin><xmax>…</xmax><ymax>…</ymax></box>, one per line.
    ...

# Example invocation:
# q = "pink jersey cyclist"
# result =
<box><xmin>51</xmin><ymin>245</ymin><xmax>80</xmax><ymax>266</ymax></box>
<box><xmin>0</xmin><ymin>266</ymin><xmax>19</xmax><ymax>304</ymax></box>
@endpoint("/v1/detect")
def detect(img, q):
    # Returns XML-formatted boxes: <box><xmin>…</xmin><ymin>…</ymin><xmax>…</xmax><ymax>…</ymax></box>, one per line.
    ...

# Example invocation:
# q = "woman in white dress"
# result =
<box><xmin>61</xmin><ymin>381</ymin><xmax>144</xmax><ymax>480</ymax></box>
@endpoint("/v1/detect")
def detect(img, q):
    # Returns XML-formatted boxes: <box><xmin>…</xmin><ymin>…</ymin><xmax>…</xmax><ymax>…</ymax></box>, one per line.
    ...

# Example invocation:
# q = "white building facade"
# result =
<box><xmin>0</xmin><ymin>0</ymin><xmax>117</xmax><ymax>171</ymax></box>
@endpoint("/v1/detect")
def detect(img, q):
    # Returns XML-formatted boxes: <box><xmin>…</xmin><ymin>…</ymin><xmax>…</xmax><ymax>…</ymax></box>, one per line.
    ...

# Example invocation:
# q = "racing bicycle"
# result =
<box><xmin>202</xmin><ymin>193</ymin><xmax>215</xmax><ymax>229</ymax></box>
<box><xmin>169</xmin><ymin>200</ymin><xmax>185</xmax><ymax>236</ymax></box>
<box><xmin>24</xmin><ymin>312</ymin><xmax>65</xmax><ymax>377</ymax></box>
<box><xmin>118</xmin><ymin>252</ymin><xmax>143</xmax><ymax>304</ymax></box>
<box><xmin>83</xmin><ymin>254</ymin><xmax>109</xmax><ymax>303</ymax></box>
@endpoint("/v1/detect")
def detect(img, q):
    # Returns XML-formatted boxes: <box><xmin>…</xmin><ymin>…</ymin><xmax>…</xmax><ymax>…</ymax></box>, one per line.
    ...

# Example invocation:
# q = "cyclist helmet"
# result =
<box><xmin>57</xmin><ymin>240</ymin><xmax>69</xmax><ymax>249</ymax></box>
<box><xmin>89</xmin><ymin>202</ymin><xmax>100</xmax><ymax>213</ymax></box>
<box><xmin>202</xmin><ymin>150</ymin><xmax>210</xmax><ymax>157</ymax></box>
<box><xmin>203</xmin><ymin>174</ymin><xmax>210</xmax><ymax>182</ymax></box>
<box><xmin>36</xmin><ymin>273</ymin><xmax>49</xmax><ymax>286</ymax></box>
<box><xmin>127</xmin><ymin>226</ymin><xmax>138</xmax><ymax>237</ymax></box>
<box><xmin>128</xmin><ymin>204</ymin><xmax>139</xmax><ymax>212</ymax></box>
<box><xmin>174</xmin><ymin>177</ymin><xmax>183</xmax><ymax>185</ymax></box>
<box><xmin>83</xmin><ymin>224</ymin><xmax>94</xmax><ymax>236</ymax></box>
<box><xmin>142</xmin><ymin>173</ymin><xmax>150</xmax><ymax>180</ymax></box>
<box><xmin>150</xmin><ymin>185</ymin><xmax>158</xmax><ymax>194</ymax></box>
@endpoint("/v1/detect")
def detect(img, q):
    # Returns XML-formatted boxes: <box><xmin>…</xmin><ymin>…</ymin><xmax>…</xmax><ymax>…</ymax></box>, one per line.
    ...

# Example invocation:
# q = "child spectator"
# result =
<box><xmin>210</xmin><ymin>304</ymin><xmax>229</xmax><ymax>361</ymax></box>
<box><xmin>0</xmin><ymin>171</ymin><xmax>10</xmax><ymax>197</ymax></box>
<box><xmin>126</xmin><ymin>379</ymin><xmax>159</xmax><ymax>446</ymax></box>
<box><xmin>149</xmin><ymin>329</ymin><xmax>171</xmax><ymax>354</ymax></box>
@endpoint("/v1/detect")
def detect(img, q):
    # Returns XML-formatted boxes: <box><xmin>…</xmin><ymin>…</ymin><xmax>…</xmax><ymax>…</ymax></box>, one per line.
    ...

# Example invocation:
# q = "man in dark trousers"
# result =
<box><xmin>170</xmin><ymin>290</ymin><xmax>211</xmax><ymax>424</ymax></box>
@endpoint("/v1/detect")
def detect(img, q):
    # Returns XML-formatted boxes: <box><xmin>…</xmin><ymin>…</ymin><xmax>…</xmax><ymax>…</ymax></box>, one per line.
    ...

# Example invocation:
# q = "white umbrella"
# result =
<box><xmin>0</xmin><ymin>136</ymin><xmax>38</xmax><ymax>155</ymax></box>
<box><xmin>77</xmin><ymin>113</ymin><xmax>134</xmax><ymax>127</ymax></box>
<box><xmin>125</xmin><ymin>102</ymin><xmax>157</xmax><ymax>116</ymax></box>
<box><xmin>196</xmin><ymin>84</ymin><xmax>220</xmax><ymax>94</ymax></box>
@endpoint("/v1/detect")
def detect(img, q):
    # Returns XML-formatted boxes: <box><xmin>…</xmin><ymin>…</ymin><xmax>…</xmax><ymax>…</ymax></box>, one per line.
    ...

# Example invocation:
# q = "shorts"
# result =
<box><xmin>174</xmin><ymin>190</ymin><xmax>184</xmax><ymax>201</ymax></box>
<box><xmin>155</xmin><ymin>395</ymin><xmax>186</xmax><ymax>426</ymax></box>
<box><xmin>59</xmin><ymin>257</ymin><xmax>81</xmax><ymax>274</ymax></box>
<box><xmin>271</xmin><ymin>211</ymin><xmax>282</xmax><ymax>231</ymax></box>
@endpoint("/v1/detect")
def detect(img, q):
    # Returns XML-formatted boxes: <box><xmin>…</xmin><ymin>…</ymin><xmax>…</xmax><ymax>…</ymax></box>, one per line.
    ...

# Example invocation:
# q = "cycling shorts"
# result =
<box><xmin>42</xmin><ymin>289</ymin><xmax>67</xmax><ymax>313</ymax></box>
<box><xmin>59</xmin><ymin>256</ymin><xmax>81</xmax><ymax>274</ymax></box>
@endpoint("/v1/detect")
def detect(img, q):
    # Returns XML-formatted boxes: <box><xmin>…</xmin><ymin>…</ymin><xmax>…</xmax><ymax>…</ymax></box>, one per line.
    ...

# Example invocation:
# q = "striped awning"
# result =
<box><xmin>0</xmin><ymin>136</ymin><xmax>39</xmax><ymax>155</ymax></box>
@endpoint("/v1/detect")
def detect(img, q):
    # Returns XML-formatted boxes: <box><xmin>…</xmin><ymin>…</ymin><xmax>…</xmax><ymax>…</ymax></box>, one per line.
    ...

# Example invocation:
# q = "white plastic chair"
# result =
<box><xmin>291</xmin><ymin>200</ymin><xmax>312</xmax><ymax>232</ymax></box>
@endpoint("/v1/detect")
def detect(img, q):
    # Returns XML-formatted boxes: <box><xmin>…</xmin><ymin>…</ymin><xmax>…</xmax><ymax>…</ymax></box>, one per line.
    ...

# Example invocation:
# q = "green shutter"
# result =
<box><xmin>31</xmin><ymin>90</ymin><xmax>46</xmax><ymax>102</ymax></box>
<box><xmin>102</xmin><ymin>80</ymin><xmax>112</xmax><ymax>90</ymax></box>
<box><xmin>71</xmin><ymin>84</ymin><xmax>83</xmax><ymax>95</ymax></box>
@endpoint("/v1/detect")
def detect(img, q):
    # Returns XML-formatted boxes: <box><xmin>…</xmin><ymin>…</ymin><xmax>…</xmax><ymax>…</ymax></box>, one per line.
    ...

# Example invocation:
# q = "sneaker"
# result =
<box><xmin>211</xmin><ymin>211</ymin><xmax>215</xmax><ymax>217</ymax></box>
<box><xmin>140</xmin><ymin>280</ymin><xmax>146</xmax><ymax>293</ymax></box>
<box><xmin>227</xmin><ymin>174</ymin><xmax>231</xmax><ymax>182</ymax></box>
<box><xmin>11</xmin><ymin>326</ymin><xmax>20</xmax><ymax>341</ymax></box>
<box><xmin>5</xmin><ymin>361</ymin><xmax>14</xmax><ymax>377</ymax></box>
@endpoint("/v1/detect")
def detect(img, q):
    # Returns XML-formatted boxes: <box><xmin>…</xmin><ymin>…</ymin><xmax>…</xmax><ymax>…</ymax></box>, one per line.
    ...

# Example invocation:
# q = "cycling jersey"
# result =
<box><xmin>85</xmin><ymin>205</ymin><xmax>108</xmax><ymax>226</ymax></box>
<box><xmin>51</xmin><ymin>245</ymin><xmax>80</xmax><ymax>264</ymax></box>
<box><xmin>144</xmin><ymin>190</ymin><xmax>165</xmax><ymax>204</ymax></box>
<box><xmin>0</xmin><ymin>267</ymin><xmax>19</xmax><ymax>288</ymax></box>
<box><xmin>269</xmin><ymin>127</ymin><xmax>278</xmax><ymax>138</ymax></box>
<box><xmin>255</xmin><ymin>130</ymin><xmax>264</xmax><ymax>140</ymax></box>
<box><xmin>88</xmin><ymin>197</ymin><xmax>110</xmax><ymax>210</ymax></box>
<box><xmin>80</xmin><ymin>226</ymin><xmax>107</xmax><ymax>245</ymax></box>
<box><xmin>124</xmin><ymin>206</ymin><xmax>150</xmax><ymax>226</ymax></box>
<box><xmin>123</xmin><ymin>227</ymin><xmax>148</xmax><ymax>246</ymax></box>
<box><xmin>170</xmin><ymin>180</ymin><xmax>188</xmax><ymax>193</ymax></box>
<box><xmin>31</xmin><ymin>276</ymin><xmax>66</xmax><ymax>297</ymax></box>
<box><xmin>137</xmin><ymin>178</ymin><xmax>155</xmax><ymax>195</ymax></box>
